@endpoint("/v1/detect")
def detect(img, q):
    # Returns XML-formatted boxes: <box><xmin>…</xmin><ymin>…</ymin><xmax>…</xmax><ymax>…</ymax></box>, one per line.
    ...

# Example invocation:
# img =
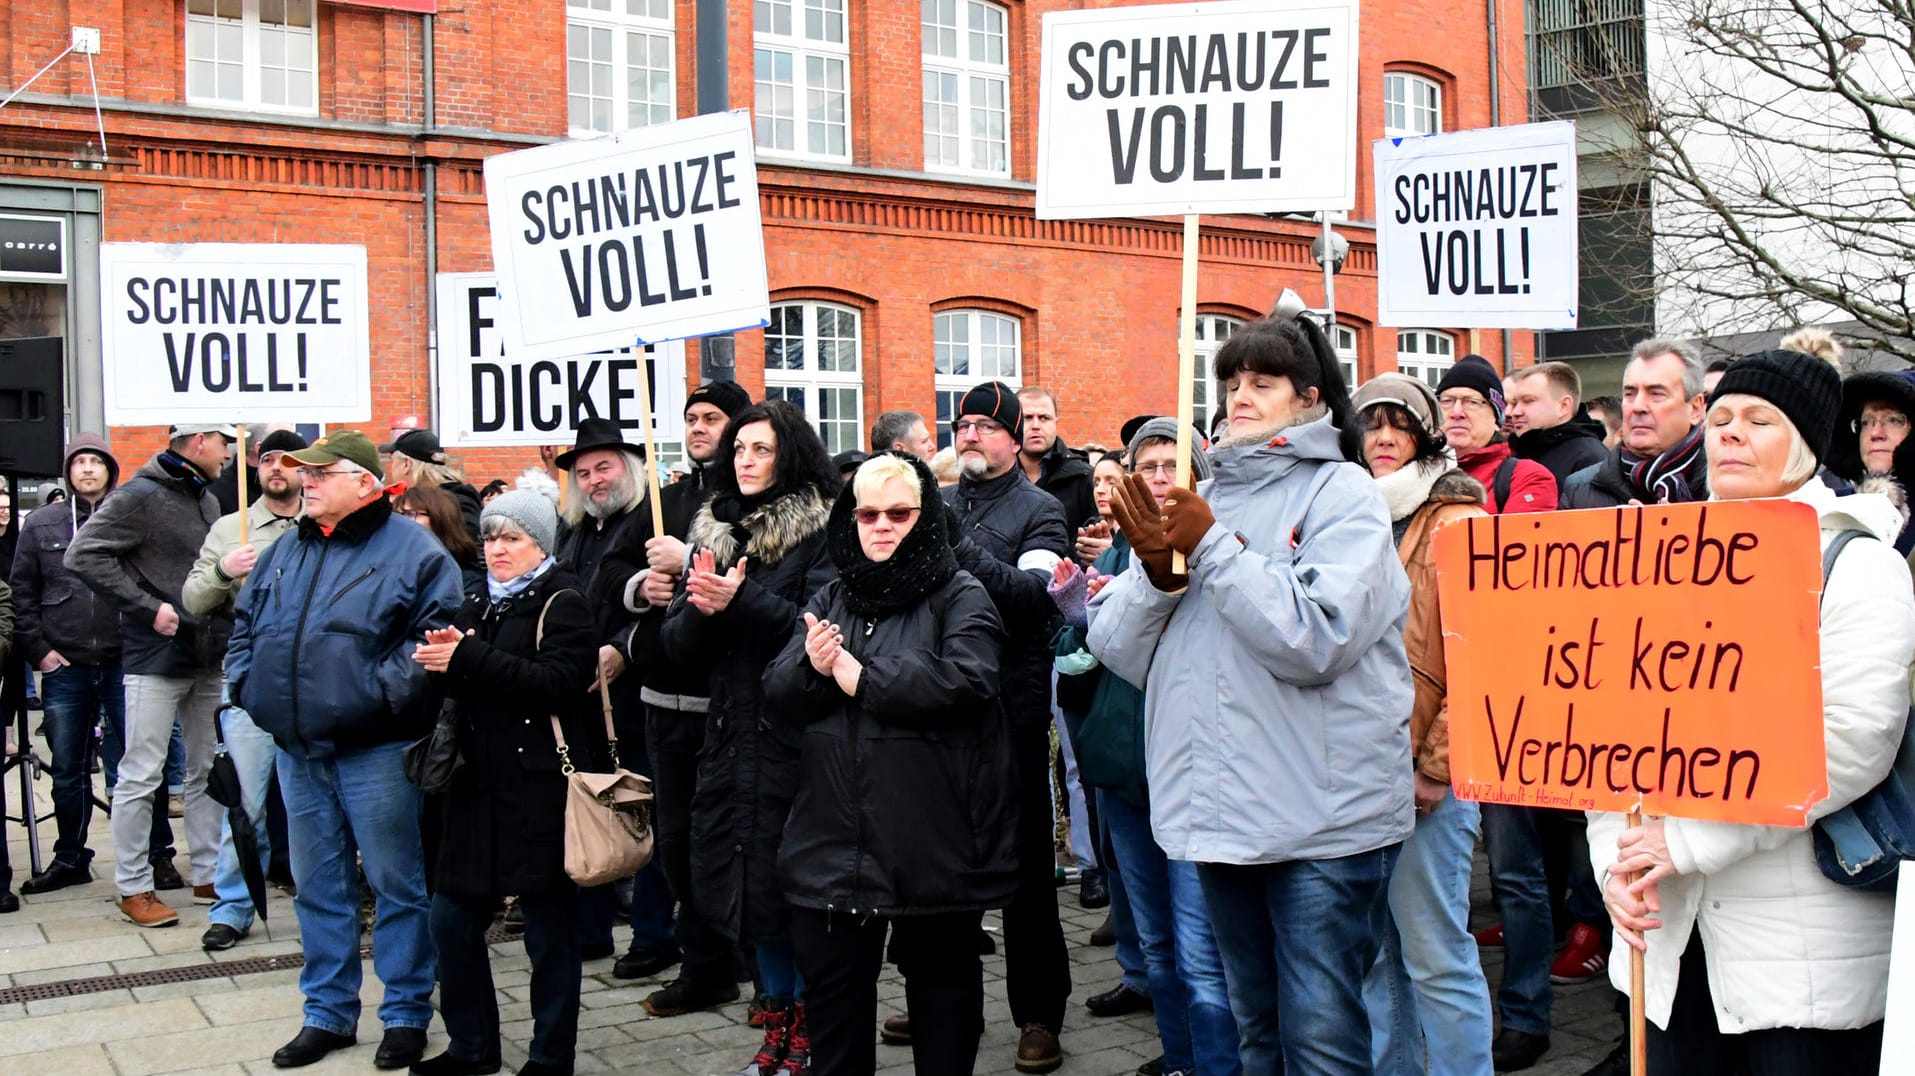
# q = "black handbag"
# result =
<box><xmin>403</xmin><ymin>700</ymin><xmax>463</xmax><ymax>793</ymax></box>
<box><xmin>207</xmin><ymin>707</ymin><xmax>245</xmax><ymax>809</ymax></box>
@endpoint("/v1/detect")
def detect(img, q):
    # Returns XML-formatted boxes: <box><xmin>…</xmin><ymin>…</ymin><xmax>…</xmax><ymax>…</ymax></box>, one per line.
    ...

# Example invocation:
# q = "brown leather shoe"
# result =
<box><xmin>879</xmin><ymin>1013</ymin><xmax>911</xmax><ymax>1045</ymax></box>
<box><xmin>193</xmin><ymin>884</ymin><xmax>217</xmax><ymax>905</ymax></box>
<box><xmin>1014</xmin><ymin>1025</ymin><xmax>1063</xmax><ymax>1073</ymax></box>
<box><xmin>119</xmin><ymin>891</ymin><xmax>180</xmax><ymax>928</ymax></box>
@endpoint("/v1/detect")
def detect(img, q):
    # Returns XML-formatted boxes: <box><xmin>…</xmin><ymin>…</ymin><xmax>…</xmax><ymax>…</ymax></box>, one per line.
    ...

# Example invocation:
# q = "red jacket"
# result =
<box><xmin>1458</xmin><ymin>441</ymin><xmax>1557</xmax><ymax>514</ymax></box>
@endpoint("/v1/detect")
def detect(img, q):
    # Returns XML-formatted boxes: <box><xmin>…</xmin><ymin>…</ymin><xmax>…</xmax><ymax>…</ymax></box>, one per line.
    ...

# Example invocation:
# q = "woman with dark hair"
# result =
<box><xmin>765</xmin><ymin>451</ymin><xmax>1016</xmax><ymax>1076</ymax></box>
<box><xmin>659</xmin><ymin>399</ymin><xmax>839</xmax><ymax>1076</ymax></box>
<box><xmin>478</xmin><ymin>479</ymin><xmax>509</xmax><ymax>505</ymax></box>
<box><xmin>1088</xmin><ymin>310</ymin><xmax>1415</xmax><ymax>1072</ymax></box>
<box><xmin>1350</xmin><ymin>374</ymin><xmax>1494</xmax><ymax>1076</ymax></box>
<box><xmin>395</xmin><ymin>484</ymin><xmax>485</xmax><ymax>592</ymax></box>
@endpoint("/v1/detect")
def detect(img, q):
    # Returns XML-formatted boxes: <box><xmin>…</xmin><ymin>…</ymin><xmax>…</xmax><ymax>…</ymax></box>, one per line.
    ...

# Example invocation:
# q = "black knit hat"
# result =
<box><xmin>1708</xmin><ymin>349</ymin><xmax>1843</xmax><ymax>462</ymax></box>
<box><xmin>685</xmin><ymin>380</ymin><xmax>752</xmax><ymax>419</ymax></box>
<box><xmin>957</xmin><ymin>381</ymin><xmax>1023</xmax><ymax>439</ymax></box>
<box><xmin>1434</xmin><ymin>354</ymin><xmax>1507</xmax><ymax>424</ymax></box>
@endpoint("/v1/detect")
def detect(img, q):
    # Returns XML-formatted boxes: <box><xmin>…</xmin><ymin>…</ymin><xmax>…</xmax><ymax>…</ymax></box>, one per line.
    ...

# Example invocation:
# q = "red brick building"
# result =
<box><xmin>0</xmin><ymin>0</ymin><xmax>1530</xmax><ymax>479</ymax></box>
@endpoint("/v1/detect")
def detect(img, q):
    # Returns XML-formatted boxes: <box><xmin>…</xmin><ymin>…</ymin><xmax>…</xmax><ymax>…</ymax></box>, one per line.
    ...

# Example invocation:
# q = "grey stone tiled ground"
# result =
<box><xmin>0</xmin><ymin>721</ymin><xmax>1614</xmax><ymax>1074</ymax></box>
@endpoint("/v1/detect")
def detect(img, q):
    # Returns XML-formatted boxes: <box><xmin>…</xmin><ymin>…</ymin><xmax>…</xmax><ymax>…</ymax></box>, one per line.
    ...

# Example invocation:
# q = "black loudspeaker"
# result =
<box><xmin>0</xmin><ymin>336</ymin><xmax>66</xmax><ymax>477</ymax></box>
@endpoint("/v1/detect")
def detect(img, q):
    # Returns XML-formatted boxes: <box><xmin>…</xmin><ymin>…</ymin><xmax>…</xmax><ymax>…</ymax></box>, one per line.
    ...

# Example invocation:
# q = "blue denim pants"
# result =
<box><xmin>1365</xmin><ymin>791</ymin><xmax>1494</xmax><ymax>1076</ymax></box>
<box><xmin>38</xmin><ymin>662</ymin><xmax>134</xmax><ymax>870</ymax></box>
<box><xmin>1199</xmin><ymin>844</ymin><xmax>1401</xmax><ymax>1076</ymax></box>
<box><xmin>277</xmin><ymin>743</ymin><xmax>434</xmax><ymax>1035</ymax></box>
<box><xmin>1480</xmin><ymin>804</ymin><xmax>1554</xmax><ymax>1036</ymax></box>
<box><xmin>207</xmin><ymin>703</ymin><xmax>279</xmax><ymax>933</ymax></box>
<box><xmin>1101</xmin><ymin>791</ymin><xmax>1241</xmax><ymax>1076</ymax></box>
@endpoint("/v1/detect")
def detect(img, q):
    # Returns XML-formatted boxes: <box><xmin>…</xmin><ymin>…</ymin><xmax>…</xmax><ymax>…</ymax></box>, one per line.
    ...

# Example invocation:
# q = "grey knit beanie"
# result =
<box><xmin>480</xmin><ymin>489</ymin><xmax>559</xmax><ymax>554</ymax></box>
<box><xmin>1124</xmin><ymin>417</ymin><xmax>1214</xmax><ymax>482</ymax></box>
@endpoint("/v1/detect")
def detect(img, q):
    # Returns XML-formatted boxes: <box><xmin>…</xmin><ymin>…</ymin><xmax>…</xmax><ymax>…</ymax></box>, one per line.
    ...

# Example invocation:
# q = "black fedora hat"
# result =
<box><xmin>555</xmin><ymin>417</ymin><xmax>648</xmax><ymax>471</ymax></box>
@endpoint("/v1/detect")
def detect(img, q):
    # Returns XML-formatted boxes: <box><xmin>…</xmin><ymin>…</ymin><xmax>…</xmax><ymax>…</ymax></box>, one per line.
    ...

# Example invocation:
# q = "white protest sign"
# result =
<box><xmin>1035</xmin><ymin>0</ymin><xmax>1359</xmax><ymax>220</ymax></box>
<box><xmin>1374</xmin><ymin>121</ymin><xmax>1579</xmax><ymax>329</ymax></box>
<box><xmin>436</xmin><ymin>272</ymin><xmax>687</xmax><ymax>448</ymax></box>
<box><xmin>99</xmin><ymin>243</ymin><xmax>371</xmax><ymax>424</ymax></box>
<box><xmin>483</xmin><ymin>109</ymin><xmax>768</xmax><ymax>362</ymax></box>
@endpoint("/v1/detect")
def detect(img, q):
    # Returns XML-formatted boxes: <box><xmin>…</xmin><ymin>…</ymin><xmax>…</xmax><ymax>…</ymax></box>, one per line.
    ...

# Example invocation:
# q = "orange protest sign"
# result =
<box><xmin>1433</xmin><ymin>499</ymin><xmax>1827</xmax><ymax>826</ymax></box>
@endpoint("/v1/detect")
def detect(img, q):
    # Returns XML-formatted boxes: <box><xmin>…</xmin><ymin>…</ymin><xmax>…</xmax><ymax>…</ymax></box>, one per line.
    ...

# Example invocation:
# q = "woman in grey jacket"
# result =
<box><xmin>1089</xmin><ymin>312</ymin><xmax>1414</xmax><ymax>1076</ymax></box>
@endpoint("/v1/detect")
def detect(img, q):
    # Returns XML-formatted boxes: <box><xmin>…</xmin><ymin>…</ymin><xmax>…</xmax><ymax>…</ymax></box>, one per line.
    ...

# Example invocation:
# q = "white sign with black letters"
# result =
<box><xmin>436</xmin><ymin>272</ymin><xmax>686</xmax><ymax>449</ymax></box>
<box><xmin>483</xmin><ymin>109</ymin><xmax>769</xmax><ymax>362</ymax></box>
<box><xmin>99</xmin><ymin>243</ymin><xmax>372</xmax><ymax>424</ymax></box>
<box><xmin>1374</xmin><ymin>122</ymin><xmax>1580</xmax><ymax>329</ymax></box>
<box><xmin>1035</xmin><ymin>0</ymin><xmax>1360</xmax><ymax>219</ymax></box>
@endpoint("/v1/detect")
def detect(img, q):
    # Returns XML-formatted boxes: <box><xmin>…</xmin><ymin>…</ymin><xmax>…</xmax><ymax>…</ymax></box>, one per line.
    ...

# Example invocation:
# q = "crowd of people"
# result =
<box><xmin>0</xmin><ymin>314</ymin><xmax>1911</xmax><ymax>1076</ymax></box>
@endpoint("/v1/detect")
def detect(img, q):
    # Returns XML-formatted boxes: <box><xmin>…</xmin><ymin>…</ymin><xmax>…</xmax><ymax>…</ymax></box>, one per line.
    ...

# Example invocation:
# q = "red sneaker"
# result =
<box><xmin>1473</xmin><ymin>923</ymin><xmax>1504</xmax><ymax>947</ymax></box>
<box><xmin>751</xmin><ymin>1004</ymin><xmax>790</xmax><ymax>1075</ymax></box>
<box><xmin>1549</xmin><ymin>922</ymin><xmax>1609</xmax><ymax>984</ymax></box>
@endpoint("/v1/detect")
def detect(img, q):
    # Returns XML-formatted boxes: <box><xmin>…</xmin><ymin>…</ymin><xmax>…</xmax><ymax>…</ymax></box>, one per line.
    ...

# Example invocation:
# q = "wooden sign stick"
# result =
<box><xmin>634</xmin><ymin>341</ymin><xmax>667</xmax><ymax>537</ymax></box>
<box><xmin>234</xmin><ymin>424</ymin><xmax>248</xmax><ymax>546</ymax></box>
<box><xmin>1628</xmin><ymin>806</ymin><xmax>1648</xmax><ymax>1076</ymax></box>
<box><xmin>1171</xmin><ymin>213</ymin><xmax>1200</xmax><ymax>575</ymax></box>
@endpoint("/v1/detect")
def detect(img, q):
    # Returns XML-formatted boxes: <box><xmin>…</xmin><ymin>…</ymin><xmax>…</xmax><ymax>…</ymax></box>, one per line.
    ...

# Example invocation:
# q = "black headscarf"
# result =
<box><xmin>827</xmin><ymin>452</ymin><xmax>956</xmax><ymax>618</ymax></box>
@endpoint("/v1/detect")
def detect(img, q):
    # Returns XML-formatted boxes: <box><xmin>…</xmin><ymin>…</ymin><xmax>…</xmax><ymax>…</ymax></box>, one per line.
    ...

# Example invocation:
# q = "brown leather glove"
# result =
<box><xmin>1162</xmin><ymin>486</ymin><xmax>1217</xmax><ymax>557</ymax></box>
<box><xmin>1107</xmin><ymin>474</ymin><xmax>1186</xmax><ymax>590</ymax></box>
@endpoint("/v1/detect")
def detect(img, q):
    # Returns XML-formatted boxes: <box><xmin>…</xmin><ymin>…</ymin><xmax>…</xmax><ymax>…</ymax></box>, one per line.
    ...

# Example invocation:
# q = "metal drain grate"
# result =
<box><xmin>0</xmin><ymin>924</ymin><xmax>520</xmax><ymax>1005</ymax></box>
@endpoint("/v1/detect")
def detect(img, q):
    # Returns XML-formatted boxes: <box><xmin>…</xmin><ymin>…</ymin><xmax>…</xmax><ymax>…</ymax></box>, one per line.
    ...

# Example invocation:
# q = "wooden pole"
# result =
<box><xmin>634</xmin><ymin>342</ymin><xmax>667</xmax><ymax>537</ymax></box>
<box><xmin>234</xmin><ymin>424</ymin><xmax>248</xmax><ymax>546</ymax></box>
<box><xmin>1628</xmin><ymin>807</ymin><xmax>1648</xmax><ymax>1076</ymax></box>
<box><xmin>1171</xmin><ymin>213</ymin><xmax>1200</xmax><ymax>575</ymax></box>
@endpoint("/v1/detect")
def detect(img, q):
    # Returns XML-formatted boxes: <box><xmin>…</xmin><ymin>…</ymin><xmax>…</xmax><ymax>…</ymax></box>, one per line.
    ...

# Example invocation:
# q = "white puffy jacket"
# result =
<box><xmin>1588</xmin><ymin>478</ymin><xmax>1915</xmax><ymax>1032</ymax></box>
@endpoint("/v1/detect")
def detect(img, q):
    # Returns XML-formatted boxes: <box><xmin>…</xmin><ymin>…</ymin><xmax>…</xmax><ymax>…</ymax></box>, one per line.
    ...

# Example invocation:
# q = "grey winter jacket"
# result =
<box><xmin>1087</xmin><ymin>413</ymin><xmax>1415</xmax><ymax>865</ymax></box>
<box><xmin>9</xmin><ymin>435</ymin><xmax>123</xmax><ymax>667</ymax></box>
<box><xmin>65</xmin><ymin>454</ymin><xmax>222</xmax><ymax>676</ymax></box>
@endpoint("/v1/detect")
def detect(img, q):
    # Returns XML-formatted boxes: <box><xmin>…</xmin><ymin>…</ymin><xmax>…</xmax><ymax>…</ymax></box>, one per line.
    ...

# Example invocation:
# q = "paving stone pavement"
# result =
<box><xmin>0</xmin><ymin>723</ymin><xmax>1614</xmax><ymax>1074</ymax></box>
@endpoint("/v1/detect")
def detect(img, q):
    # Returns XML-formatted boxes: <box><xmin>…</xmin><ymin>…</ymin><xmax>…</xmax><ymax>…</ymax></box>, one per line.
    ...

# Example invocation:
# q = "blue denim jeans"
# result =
<box><xmin>1365</xmin><ymin>791</ymin><xmax>1494</xmax><ymax>1076</ymax></box>
<box><xmin>208</xmin><ymin>703</ymin><xmax>278</xmax><ymax>933</ymax></box>
<box><xmin>758</xmin><ymin>937</ymin><xmax>805</xmax><ymax>1003</ymax></box>
<box><xmin>1481</xmin><ymin>804</ymin><xmax>1553</xmax><ymax>1036</ymax></box>
<box><xmin>1102</xmin><ymin>791</ymin><xmax>1241</xmax><ymax>1076</ymax></box>
<box><xmin>39</xmin><ymin>662</ymin><xmax>129</xmax><ymax>870</ymax></box>
<box><xmin>1102</xmin><ymin>808</ymin><xmax>1148</xmax><ymax>995</ymax></box>
<box><xmin>277</xmin><ymin>743</ymin><xmax>434</xmax><ymax>1035</ymax></box>
<box><xmin>1199</xmin><ymin>844</ymin><xmax>1401</xmax><ymax>1076</ymax></box>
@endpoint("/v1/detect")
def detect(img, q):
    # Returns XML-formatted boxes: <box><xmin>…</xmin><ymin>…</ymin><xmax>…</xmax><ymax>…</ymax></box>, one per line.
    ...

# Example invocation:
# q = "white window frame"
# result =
<box><xmin>763</xmin><ymin>301</ymin><xmax>864</xmax><ymax>455</ymax></box>
<box><xmin>566</xmin><ymin>0</ymin><xmax>676</xmax><ymax>137</ymax></box>
<box><xmin>1191</xmin><ymin>314</ymin><xmax>1245</xmax><ymax>434</ymax></box>
<box><xmin>933</xmin><ymin>309</ymin><xmax>1022</xmax><ymax>447</ymax></box>
<box><xmin>1383</xmin><ymin>72</ymin><xmax>1443</xmax><ymax>138</ymax></box>
<box><xmin>185</xmin><ymin>0</ymin><xmax>317</xmax><ymax>116</ymax></box>
<box><xmin>1396</xmin><ymin>329</ymin><xmax>1456</xmax><ymax>389</ymax></box>
<box><xmin>754</xmin><ymin>0</ymin><xmax>852</xmax><ymax>162</ymax></box>
<box><xmin>921</xmin><ymin>0</ymin><xmax>1011</xmax><ymax>177</ymax></box>
<box><xmin>1332</xmin><ymin>323</ymin><xmax>1359</xmax><ymax>389</ymax></box>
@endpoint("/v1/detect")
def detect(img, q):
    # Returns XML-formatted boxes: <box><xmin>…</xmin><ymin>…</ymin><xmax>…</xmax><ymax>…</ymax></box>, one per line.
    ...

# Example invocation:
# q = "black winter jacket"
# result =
<box><xmin>228</xmin><ymin>496</ymin><xmax>465</xmax><ymax>759</ymax></box>
<box><xmin>659</xmin><ymin>484</ymin><xmax>835</xmax><ymax>943</ymax></box>
<box><xmin>65</xmin><ymin>455</ymin><xmax>222</xmax><ymax>675</ymax></box>
<box><xmin>765</xmin><ymin>571</ymin><xmax>1017</xmax><ymax>917</ymax></box>
<box><xmin>10</xmin><ymin>497</ymin><xmax>122</xmax><ymax>668</ymax></box>
<box><xmin>441</xmin><ymin>480</ymin><xmax>485</xmax><ymax>547</ymax></box>
<box><xmin>1031</xmin><ymin>437</ymin><xmax>1097</xmax><ymax>539</ymax></box>
<box><xmin>601</xmin><ymin>467</ymin><xmax>718</xmax><ymax>704</ymax></box>
<box><xmin>1511</xmin><ymin>411</ymin><xmax>1610</xmax><ymax>487</ymax></box>
<box><xmin>942</xmin><ymin>469</ymin><xmax>1070</xmax><ymax>727</ymax></box>
<box><xmin>433</xmin><ymin>569</ymin><xmax>606</xmax><ymax>898</ymax></box>
<box><xmin>556</xmin><ymin>503</ymin><xmax>649</xmax><ymax>719</ymax></box>
<box><xmin>1560</xmin><ymin>445</ymin><xmax>1710</xmax><ymax>510</ymax></box>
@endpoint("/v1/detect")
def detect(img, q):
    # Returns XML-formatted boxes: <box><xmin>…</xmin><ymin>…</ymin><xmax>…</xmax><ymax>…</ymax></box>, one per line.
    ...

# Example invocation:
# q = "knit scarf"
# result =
<box><xmin>156</xmin><ymin>449</ymin><xmax>211</xmax><ymax>493</ymax></box>
<box><xmin>1621</xmin><ymin>424</ymin><xmax>1706</xmax><ymax>504</ymax></box>
<box><xmin>826</xmin><ymin>458</ymin><xmax>957</xmax><ymax>618</ymax></box>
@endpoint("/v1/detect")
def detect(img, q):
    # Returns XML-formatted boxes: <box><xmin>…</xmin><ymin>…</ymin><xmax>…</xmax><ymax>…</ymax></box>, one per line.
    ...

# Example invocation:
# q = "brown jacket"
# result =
<box><xmin>1396</xmin><ymin>469</ymin><xmax>1486</xmax><ymax>784</ymax></box>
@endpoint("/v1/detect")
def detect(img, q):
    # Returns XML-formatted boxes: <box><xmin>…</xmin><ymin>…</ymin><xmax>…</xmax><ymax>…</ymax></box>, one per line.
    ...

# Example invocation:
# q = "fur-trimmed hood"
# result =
<box><xmin>689</xmin><ymin>486</ymin><xmax>832</xmax><ymax>566</ymax></box>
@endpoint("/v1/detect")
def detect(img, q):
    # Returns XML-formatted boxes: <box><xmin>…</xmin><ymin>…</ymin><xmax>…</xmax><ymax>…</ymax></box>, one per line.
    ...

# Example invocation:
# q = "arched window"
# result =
<box><xmin>1395</xmin><ymin>329</ymin><xmax>1456</xmax><ymax>388</ymax></box>
<box><xmin>933</xmin><ymin>309</ymin><xmax>1021</xmax><ymax>446</ymax></box>
<box><xmin>1191</xmin><ymin>315</ymin><xmax>1245</xmax><ymax>434</ymax></box>
<box><xmin>1383</xmin><ymin>72</ymin><xmax>1443</xmax><ymax>137</ymax></box>
<box><xmin>764</xmin><ymin>301</ymin><xmax>864</xmax><ymax>454</ymax></box>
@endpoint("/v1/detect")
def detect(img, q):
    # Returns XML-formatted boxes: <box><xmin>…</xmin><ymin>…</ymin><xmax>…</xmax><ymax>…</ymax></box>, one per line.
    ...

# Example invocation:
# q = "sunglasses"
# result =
<box><xmin>853</xmin><ymin>507</ymin><xmax>920</xmax><ymax>526</ymax></box>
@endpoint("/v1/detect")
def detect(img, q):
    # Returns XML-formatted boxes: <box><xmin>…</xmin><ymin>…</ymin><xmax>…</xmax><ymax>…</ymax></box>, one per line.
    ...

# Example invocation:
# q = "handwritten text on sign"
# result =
<box><xmin>99</xmin><ymin>243</ymin><xmax>372</xmax><ymax>425</ymax></box>
<box><xmin>1374</xmin><ymin>122</ymin><xmax>1580</xmax><ymax>329</ymax></box>
<box><xmin>483</xmin><ymin>109</ymin><xmax>770</xmax><ymax>362</ymax></box>
<box><xmin>435</xmin><ymin>272</ymin><xmax>686</xmax><ymax>449</ymax></box>
<box><xmin>1433</xmin><ymin>501</ymin><xmax>1827</xmax><ymax>825</ymax></box>
<box><xmin>1035</xmin><ymin>0</ymin><xmax>1358</xmax><ymax>219</ymax></box>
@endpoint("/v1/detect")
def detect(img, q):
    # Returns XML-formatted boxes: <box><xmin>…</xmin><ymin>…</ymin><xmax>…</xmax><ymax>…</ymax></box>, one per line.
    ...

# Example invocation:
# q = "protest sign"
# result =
<box><xmin>483</xmin><ymin>109</ymin><xmax>769</xmax><ymax>362</ymax></box>
<box><xmin>1035</xmin><ymin>0</ymin><xmax>1359</xmax><ymax>219</ymax></box>
<box><xmin>99</xmin><ymin>243</ymin><xmax>372</xmax><ymax>424</ymax></box>
<box><xmin>1374</xmin><ymin>122</ymin><xmax>1579</xmax><ymax>329</ymax></box>
<box><xmin>1434</xmin><ymin>500</ymin><xmax>1827</xmax><ymax>826</ymax></box>
<box><xmin>435</xmin><ymin>272</ymin><xmax>687</xmax><ymax>449</ymax></box>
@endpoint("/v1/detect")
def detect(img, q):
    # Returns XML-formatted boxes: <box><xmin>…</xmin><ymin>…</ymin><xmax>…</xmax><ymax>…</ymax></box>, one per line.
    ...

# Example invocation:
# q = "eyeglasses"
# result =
<box><xmin>397</xmin><ymin>509</ymin><xmax>431</xmax><ymax>520</ymax></box>
<box><xmin>853</xmin><ymin>507</ymin><xmax>920</xmax><ymax>525</ymax></box>
<box><xmin>1437</xmin><ymin>394</ymin><xmax>1492</xmax><ymax>413</ymax></box>
<box><xmin>1132</xmin><ymin>461</ymin><xmax>1179</xmax><ymax>478</ymax></box>
<box><xmin>952</xmin><ymin>419</ymin><xmax>1006</xmax><ymax>438</ymax></box>
<box><xmin>1855</xmin><ymin>414</ymin><xmax>1911</xmax><ymax>434</ymax></box>
<box><xmin>296</xmin><ymin>466</ymin><xmax>357</xmax><ymax>482</ymax></box>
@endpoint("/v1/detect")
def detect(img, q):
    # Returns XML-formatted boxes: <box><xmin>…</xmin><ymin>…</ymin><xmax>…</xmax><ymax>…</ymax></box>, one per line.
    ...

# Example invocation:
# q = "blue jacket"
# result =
<box><xmin>227</xmin><ymin>496</ymin><xmax>464</xmax><ymax>760</ymax></box>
